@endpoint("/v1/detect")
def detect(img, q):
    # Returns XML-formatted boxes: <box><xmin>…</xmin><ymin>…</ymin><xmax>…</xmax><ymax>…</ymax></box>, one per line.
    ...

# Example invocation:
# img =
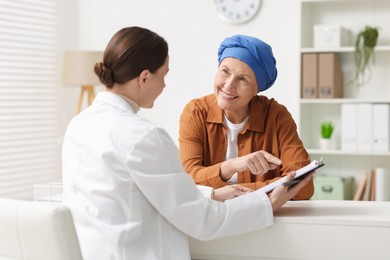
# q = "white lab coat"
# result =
<box><xmin>62</xmin><ymin>92</ymin><xmax>273</xmax><ymax>260</ymax></box>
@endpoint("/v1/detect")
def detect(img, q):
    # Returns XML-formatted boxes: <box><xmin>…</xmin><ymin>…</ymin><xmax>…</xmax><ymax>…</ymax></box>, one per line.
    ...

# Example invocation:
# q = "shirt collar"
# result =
<box><xmin>206</xmin><ymin>95</ymin><xmax>264</xmax><ymax>133</ymax></box>
<box><xmin>93</xmin><ymin>91</ymin><xmax>140</xmax><ymax>113</ymax></box>
<box><xmin>119</xmin><ymin>94</ymin><xmax>140</xmax><ymax>112</ymax></box>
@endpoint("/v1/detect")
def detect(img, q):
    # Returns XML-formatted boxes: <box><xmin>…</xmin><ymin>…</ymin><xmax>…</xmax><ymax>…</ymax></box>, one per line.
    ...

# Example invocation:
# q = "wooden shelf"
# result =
<box><xmin>301</xmin><ymin>45</ymin><xmax>390</xmax><ymax>53</ymax></box>
<box><xmin>300</xmin><ymin>99</ymin><xmax>390</xmax><ymax>104</ymax></box>
<box><xmin>307</xmin><ymin>149</ymin><xmax>390</xmax><ymax>157</ymax></box>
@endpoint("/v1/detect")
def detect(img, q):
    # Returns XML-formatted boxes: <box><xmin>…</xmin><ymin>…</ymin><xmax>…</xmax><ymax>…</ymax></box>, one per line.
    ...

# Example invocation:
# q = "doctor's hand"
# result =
<box><xmin>212</xmin><ymin>185</ymin><xmax>253</xmax><ymax>202</ymax></box>
<box><xmin>220</xmin><ymin>151</ymin><xmax>282</xmax><ymax>180</ymax></box>
<box><xmin>268</xmin><ymin>171</ymin><xmax>314</xmax><ymax>213</ymax></box>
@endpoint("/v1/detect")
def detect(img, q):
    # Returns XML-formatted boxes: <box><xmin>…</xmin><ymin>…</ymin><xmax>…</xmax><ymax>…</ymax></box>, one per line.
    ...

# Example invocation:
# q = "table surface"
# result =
<box><xmin>273</xmin><ymin>200</ymin><xmax>390</xmax><ymax>226</ymax></box>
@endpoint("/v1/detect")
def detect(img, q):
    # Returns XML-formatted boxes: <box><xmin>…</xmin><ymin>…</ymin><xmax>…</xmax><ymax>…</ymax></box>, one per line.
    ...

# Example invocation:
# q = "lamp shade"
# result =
<box><xmin>62</xmin><ymin>51</ymin><xmax>103</xmax><ymax>87</ymax></box>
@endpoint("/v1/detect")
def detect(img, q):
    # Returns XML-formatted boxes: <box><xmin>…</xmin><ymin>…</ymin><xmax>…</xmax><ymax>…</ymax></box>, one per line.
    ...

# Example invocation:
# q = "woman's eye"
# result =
<box><xmin>239</xmin><ymin>77</ymin><xmax>248</xmax><ymax>83</ymax></box>
<box><xmin>221</xmin><ymin>69</ymin><xmax>229</xmax><ymax>75</ymax></box>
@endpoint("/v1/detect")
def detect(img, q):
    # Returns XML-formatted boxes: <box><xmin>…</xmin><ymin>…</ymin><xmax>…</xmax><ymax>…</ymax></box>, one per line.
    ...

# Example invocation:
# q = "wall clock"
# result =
<box><xmin>215</xmin><ymin>0</ymin><xmax>262</xmax><ymax>25</ymax></box>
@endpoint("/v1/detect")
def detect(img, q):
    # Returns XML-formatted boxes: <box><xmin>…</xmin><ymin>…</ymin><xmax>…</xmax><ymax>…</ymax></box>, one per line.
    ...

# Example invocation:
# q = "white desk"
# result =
<box><xmin>190</xmin><ymin>200</ymin><xmax>390</xmax><ymax>260</ymax></box>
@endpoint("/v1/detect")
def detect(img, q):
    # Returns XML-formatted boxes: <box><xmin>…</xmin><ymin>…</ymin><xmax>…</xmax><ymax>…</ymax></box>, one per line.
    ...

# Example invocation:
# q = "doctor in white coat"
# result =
<box><xmin>62</xmin><ymin>26</ymin><xmax>313</xmax><ymax>260</ymax></box>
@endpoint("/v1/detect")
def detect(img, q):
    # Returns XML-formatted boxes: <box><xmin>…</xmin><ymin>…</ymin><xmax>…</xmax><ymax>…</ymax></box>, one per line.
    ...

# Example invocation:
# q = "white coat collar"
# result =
<box><xmin>93</xmin><ymin>91</ymin><xmax>140</xmax><ymax>113</ymax></box>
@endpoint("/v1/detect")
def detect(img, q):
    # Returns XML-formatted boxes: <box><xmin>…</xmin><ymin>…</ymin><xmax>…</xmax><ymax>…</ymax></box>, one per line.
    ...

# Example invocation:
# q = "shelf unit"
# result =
<box><xmin>299</xmin><ymin>0</ymin><xmax>390</xmax><ymax>192</ymax></box>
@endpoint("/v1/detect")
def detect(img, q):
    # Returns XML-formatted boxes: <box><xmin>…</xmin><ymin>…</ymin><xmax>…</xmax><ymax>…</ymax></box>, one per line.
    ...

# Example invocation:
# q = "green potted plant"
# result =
<box><xmin>354</xmin><ymin>25</ymin><xmax>379</xmax><ymax>86</ymax></box>
<box><xmin>320</xmin><ymin>122</ymin><xmax>334</xmax><ymax>150</ymax></box>
<box><xmin>321</xmin><ymin>122</ymin><xmax>334</xmax><ymax>139</ymax></box>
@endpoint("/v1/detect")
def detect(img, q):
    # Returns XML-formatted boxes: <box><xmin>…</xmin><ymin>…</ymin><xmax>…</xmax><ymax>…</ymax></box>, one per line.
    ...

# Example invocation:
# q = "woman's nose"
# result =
<box><xmin>224</xmin><ymin>76</ymin><xmax>235</xmax><ymax>90</ymax></box>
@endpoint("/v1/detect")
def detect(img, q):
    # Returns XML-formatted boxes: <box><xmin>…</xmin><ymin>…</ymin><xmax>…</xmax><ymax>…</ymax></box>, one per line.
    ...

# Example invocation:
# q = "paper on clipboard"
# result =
<box><xmin>258</xmin><ymin>159</ymin><xmax>324</xmax><ymax>194</ymax></box>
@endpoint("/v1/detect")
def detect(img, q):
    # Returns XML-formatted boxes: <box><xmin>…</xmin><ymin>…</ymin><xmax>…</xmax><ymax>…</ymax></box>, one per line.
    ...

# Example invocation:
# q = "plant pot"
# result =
<box><xmin>319</xmin><ymin>138</ymin><xmax>332</xmax><ymax>150</ymax></box>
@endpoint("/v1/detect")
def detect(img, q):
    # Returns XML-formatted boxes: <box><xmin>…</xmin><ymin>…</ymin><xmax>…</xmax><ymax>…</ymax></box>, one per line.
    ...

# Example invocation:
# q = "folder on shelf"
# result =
<box><xmin>369</xmin><ymin>170</ymin><xmax>376</xmax><ymax>201</ymax></box>
<box><xmin>341</xmin><ymin>104</ymin><xmax>358</xmax><ymax>151</ymax></box>
<box><xmin>301</xmin><ymin>53</ymin><xmax>318</xmax><ymax>98</ymax></box>
<box><xmin>318</xmin><ymin>53</ymin><xmax>343</xmax><ymax>98</ymax></box>
<box><xmin>375</xmin><ymin>167</ymin><xmax>390</xmax><ymax>201</ymax></box>
<box><xmin>372</xmin><ymin>104</ymin><xmax>390</xmax><ymax>152</ymax></box>
<box><xmin>362</xmin><ymin>170</ymin><xmax>374</xmax><ymax>201</ymax></box>
<box><xmin>355</xmin><ymin>168</ymin><xmax>389</xmax><ymax>201</ymax></box>
<box><xmin>357</xmin><ymin>103</ymin><xmax>373</xmax><ymax>151</ymax></box>
<box><xmin>353</xmin><ymin>173</ymin><xmax>368</xmax><ymax>201</ymax></box>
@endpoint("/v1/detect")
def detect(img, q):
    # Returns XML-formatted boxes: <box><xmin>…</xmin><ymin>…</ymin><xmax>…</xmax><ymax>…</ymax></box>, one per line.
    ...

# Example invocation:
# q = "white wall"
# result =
<box><xmin>70</xmin><ymin>0</ymin><xmax>301</xmax><ymax>144</ymax></box>
<box><xmin>58</xmin><ymin>0</ymin><xmax>79</xmax><ymax>136</ymax></box>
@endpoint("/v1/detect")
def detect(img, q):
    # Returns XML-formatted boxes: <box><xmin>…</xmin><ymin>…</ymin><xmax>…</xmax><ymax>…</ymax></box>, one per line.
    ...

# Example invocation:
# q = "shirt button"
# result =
<box><xmin>239</xmin><ymin>144</ymin><xmax>244</xmax><ymax>149</ymax></box>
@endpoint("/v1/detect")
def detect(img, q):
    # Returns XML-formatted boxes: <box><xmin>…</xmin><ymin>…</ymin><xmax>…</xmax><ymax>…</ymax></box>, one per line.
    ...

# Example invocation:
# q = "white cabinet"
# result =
<box><xmin>299</xmin><ymin>0</ymin><xmax>390</xmax><ymax>189</ymax></box>
<box><xmin>190</xmin><ymin>201</ymin><xmax>390</xmax><ymax>260</ymax></box>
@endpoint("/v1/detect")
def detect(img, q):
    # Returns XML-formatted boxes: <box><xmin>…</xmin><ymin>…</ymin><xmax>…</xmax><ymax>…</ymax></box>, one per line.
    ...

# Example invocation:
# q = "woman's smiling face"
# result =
<box><xmin>214</xmin><ymin>57</ymin><xmax>258</xmax><ymax>123</ymax></box>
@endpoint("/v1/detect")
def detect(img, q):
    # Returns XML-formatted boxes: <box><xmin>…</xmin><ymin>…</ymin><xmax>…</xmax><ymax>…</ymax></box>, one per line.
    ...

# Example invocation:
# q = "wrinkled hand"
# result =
<box><xmin>268</xmin><ymin>171</ymin><xmax>315</xmax><ymax>212</ymax></box>
<box><xmin>231</xmin><ymin>151</ymin><xmax>282</xmax><ymax>176</ymax></box>
<box><xmin>213</xmin><ymin>185</ymin><xmax>253</xmax><ymax>202</ymax></box>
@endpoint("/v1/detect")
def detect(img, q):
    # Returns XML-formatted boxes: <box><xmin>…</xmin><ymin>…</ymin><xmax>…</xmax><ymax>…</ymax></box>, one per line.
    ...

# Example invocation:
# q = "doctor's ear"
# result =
<box><xmin>138</xmin><ymin>69</ymin><xmax>150</xmax><ymax>87</ymax></box>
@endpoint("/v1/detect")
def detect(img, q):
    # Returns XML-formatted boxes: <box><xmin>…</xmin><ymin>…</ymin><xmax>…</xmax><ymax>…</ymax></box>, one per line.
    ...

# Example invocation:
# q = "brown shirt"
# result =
<box><xmin>179</xmin><ymin>94</ymin><xmax>314</xmax><ymax>200</ymax></box>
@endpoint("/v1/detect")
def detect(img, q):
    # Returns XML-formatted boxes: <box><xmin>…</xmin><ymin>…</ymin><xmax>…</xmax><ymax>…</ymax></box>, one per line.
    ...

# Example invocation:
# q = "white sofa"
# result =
<box><xmin>0</xmin><ymin>198</ymin><xmax>82</xmax><ymax>260</ymax></box>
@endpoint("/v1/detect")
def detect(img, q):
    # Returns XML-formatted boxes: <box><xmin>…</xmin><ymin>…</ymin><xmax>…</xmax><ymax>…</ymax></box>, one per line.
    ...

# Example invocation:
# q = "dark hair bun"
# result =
<box><xmin>94</xmin><ymin>62</ymin><xmax>114</xmax><ymax>88</ymax></box>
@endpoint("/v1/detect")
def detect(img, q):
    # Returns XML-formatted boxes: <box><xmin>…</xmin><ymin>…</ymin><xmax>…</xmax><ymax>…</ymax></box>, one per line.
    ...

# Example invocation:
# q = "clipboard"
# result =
<box><xmin>258</xmin><ymin>158</ymin><xmax>324</xmax><ymax>194</ymax></box>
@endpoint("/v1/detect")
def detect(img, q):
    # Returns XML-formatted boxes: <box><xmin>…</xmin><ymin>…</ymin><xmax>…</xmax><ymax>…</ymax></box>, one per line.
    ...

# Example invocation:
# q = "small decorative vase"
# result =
<box><xmin>319</xmin><ymin>138</ymin><xmax>332</xmax><ymax>150</ymax></box>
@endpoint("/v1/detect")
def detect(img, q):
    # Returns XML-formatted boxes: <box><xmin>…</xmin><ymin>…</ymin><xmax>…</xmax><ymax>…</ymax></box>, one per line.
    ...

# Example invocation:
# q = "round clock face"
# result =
<box><xmin>215</xmin><ymin>0</ymin><xmax>262</xmax><ymax>24</ymax></box>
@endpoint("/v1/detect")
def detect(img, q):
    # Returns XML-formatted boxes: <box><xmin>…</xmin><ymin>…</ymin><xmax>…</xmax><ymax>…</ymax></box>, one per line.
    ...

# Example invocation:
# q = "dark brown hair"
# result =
<box><xmin>94</xmin><ymin>27</ymin><xmax>168</xmax><ymax>88</ymax></box>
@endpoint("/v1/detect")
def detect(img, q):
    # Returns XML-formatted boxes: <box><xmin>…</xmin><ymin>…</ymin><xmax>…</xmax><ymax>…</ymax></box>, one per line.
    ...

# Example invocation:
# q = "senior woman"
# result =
<box><xmin>179</xmin><ymin>35</ymin><xmax>314</xmax><ymax>200</ymax></box>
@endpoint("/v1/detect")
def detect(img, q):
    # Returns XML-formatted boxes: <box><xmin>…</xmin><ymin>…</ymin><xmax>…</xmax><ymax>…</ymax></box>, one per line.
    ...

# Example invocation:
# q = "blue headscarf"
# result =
<box><xmin>217</xmin><ymin>35</ymin><xmax>277</xmax><ymax>92</ymax></box>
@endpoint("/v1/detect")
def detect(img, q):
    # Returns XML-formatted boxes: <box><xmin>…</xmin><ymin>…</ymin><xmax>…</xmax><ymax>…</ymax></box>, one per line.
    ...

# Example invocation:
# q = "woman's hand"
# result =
<box><xmin>220</xmin><ymin>150</ymin><xmax>282</xmax><ymax>180</ymax></box>
<box><xmin>212</xmin><ymin>185</ymin><xmax>253</xmax><ymax>202</ymax></box>
<box><xmin>268</xmin><ymin>171</ymin><xmax>314</xmax><ymax>212</ymax></box>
